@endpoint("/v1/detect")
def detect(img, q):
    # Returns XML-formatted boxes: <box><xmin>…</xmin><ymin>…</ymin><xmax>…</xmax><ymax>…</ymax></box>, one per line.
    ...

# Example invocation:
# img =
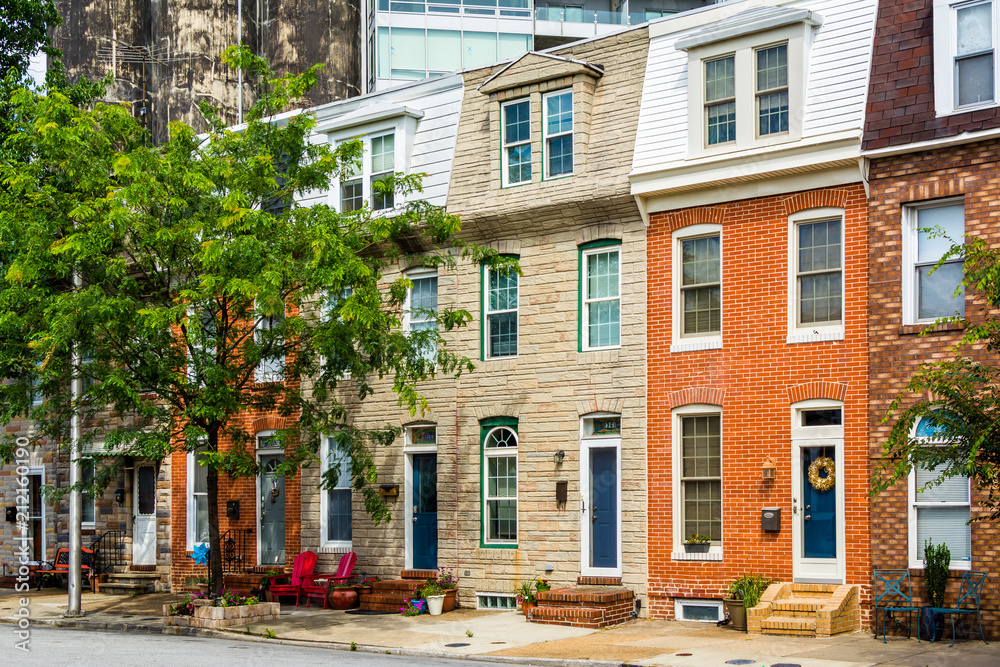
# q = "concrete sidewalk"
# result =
<box><xmin>1</xmin><ymin>590</ymin><xmax>995</xmax><ymax>667</ymax></box>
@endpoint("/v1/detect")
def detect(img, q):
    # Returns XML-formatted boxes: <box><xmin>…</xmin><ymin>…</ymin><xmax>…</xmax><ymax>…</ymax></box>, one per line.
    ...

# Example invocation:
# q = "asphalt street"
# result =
<box><xmin>11</xmin><ymin>626</ymin><xmax>529</xmax><ymax>666</ymax></box>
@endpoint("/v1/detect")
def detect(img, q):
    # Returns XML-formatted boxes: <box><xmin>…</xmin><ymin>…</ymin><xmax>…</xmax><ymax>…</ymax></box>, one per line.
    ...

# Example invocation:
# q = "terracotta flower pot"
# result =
<box><xmin>522</xmin><ymin>600</ymin><xmax>536</xmax><ymax>618</ymax></box>
<box><xmin>328</xmin><ymin>587</ymin><xmax>359</xmax><ymax>610</ymax></box>
<box><xmin>442</xmin><ymin>588</ymin><xmax>457</xmax><ymax>612</ymax></box>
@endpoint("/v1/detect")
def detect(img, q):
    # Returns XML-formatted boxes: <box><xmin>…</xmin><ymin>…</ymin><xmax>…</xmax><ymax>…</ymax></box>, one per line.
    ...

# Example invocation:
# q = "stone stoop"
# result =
<box><xmin>748</xmin><ymin>583</ymin><xmax>860</xmax><ymax>637</ymax></box>
<box><xmin>359</xmin><ymin>570</ymin><xmax>436</xmax><ymax>612</ymax></box>
<box><xmin>529</xmin><ymin>578</ymin><xmax>635</xmax><ymax>629</ymax></box>
<box><xmin>100</xmin><ymin>571</ymin><xmax>162</xmax><ymax>596</ymax></box>
<box><xmin>223</xmin><ymin>572</ymin><xmax>266</xmax><ymax>595</ymax></box>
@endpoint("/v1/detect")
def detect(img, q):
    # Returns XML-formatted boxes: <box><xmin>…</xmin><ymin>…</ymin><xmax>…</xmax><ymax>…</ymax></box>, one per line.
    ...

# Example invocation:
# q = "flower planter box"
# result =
<box><xmin>684</xmin><ymin>543</ymin><xmax>710</xmax><ymax>553</ymax></box>
<box><xmin>442</xmin><ymin>588</ymin><xmax>458</xmax><ymax>612</ymax></box>
<box><xmin>163</xmin><ymin>601</ymin><xmax>280</xmax><ymax>629</ymax></box>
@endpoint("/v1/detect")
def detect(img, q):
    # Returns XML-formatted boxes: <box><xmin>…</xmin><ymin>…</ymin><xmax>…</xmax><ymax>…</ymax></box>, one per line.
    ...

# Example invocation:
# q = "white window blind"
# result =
<box><xmin>914</xmin><ymin>464</ymin><xmax>971</xmax><ymax>562</ymax></box>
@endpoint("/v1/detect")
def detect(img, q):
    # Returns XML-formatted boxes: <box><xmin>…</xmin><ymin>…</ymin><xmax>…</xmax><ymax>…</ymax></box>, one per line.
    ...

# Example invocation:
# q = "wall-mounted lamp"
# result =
<box><xmin>761</xmin><ymin>456</ymin><xmax>776</xmax><ymax>481</ymax></box>
<box><xmin>378</xmin><ymin>484</ymin><xmax>399</xmax><ymax>497</ymax></box>
<box><xmin>553</xmin><ymin>450</ymin><xmax>566</xmax><ymax>465</ymax></box>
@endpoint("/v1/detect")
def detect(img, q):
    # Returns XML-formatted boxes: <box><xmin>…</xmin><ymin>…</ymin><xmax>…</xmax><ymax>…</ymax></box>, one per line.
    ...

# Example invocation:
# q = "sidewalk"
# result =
<box><xmin>1</xmin><ymin>589</ymin><xmax>995</xmax><ymax>667</ymax></box>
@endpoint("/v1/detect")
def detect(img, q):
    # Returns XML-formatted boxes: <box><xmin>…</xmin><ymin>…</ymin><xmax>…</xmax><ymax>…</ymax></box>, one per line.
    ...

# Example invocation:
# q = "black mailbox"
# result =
<box><xmin>761</xmin><ymin>507</ymin><xmax>781</xmax><ymax>532</ymax></box>
<box><xmin>226</xmin><ymin>500</ymin><xmax>240</xmax><ymax>520</ymax></box>
<box><xmin>555</xmin><ymin>481</ymin><xmax>568</xmax><ymax>504</ymax></box>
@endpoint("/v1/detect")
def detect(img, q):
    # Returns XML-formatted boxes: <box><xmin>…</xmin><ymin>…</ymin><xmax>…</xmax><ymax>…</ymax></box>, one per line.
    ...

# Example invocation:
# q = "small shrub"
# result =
<box><xmin>924</xmin><ymin>539</ymin><xmax>951</xmax><ymax>608</ymax></box>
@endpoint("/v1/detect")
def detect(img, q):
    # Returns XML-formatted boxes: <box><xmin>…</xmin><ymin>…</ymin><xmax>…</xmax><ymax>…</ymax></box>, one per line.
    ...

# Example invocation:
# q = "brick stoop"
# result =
<box><xmin>529</xmin><ymin>586</ymin><xmax>635</xmax><ymax>629</ymax></box>
<box><xmin>748</xmin><ymin>583</ymin><xmax>860</xmax><ymax>637</ymax></box>
<box><xmin>100</xmin><ymin>571</ymin><xmax>162</xmax><ymax>596</ymax></box>
<box><xmin>359</xmin><ymin>570</ymin><xmax>433</xmax><ymax>612</ymax></box>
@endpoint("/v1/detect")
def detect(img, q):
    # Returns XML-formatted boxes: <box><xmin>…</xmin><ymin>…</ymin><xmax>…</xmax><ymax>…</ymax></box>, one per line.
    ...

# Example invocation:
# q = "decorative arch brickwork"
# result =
<box><xmin>471</xmin><ymin>404</ymin><xmax>523</xmax><ymax>422</ymax></box>
<box><xmin>782</xmin><ymin>189</ymin><xmax>850</xmax><ymax>215</ymax></box>
<box><xmin>902</xmin><ymin>177</ymin><xmax>965</xmax><ymax>204</ymax></box>
<box><xmin>786</xmin><ymin>381</ymin><xmax>848</xmax><ymax>404</ymax></box>
<box><xmin>575</xmin><ymin>397</ymin><xmax>625</xmax><ymax>417</ymax></box>
<box><xmin>577</xmin><ymin>222</ymin><xmax>624</xmax><ymax>246</ymax></box>
<box><xmin>657</xmin><ymin>206</ymin><xmax>726</xmax><ymax>233</ymax></box>
<box><xmin>666</xmin><ymin>387</ymin><xmax>725</xmax><ymax>410</ymax></box>
<box><xmin>250</xmin><ymin>415</ymin><xmax>287</xmax><ymax>434</ymax></box>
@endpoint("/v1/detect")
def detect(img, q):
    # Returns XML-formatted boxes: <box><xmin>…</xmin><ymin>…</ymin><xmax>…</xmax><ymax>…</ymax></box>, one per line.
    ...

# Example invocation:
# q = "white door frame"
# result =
<box><xmin>579</xmin><ymin>432</ymin><xmax>622</xmax><ymax>578</ymax></box>
<box><xmin>132</xmin><ymin>464</ymin><xmax>157</xmax><ymax>566</ymax></box>
<box><xmin>403</xmin><ymin>435</ymin><xmax>436</xmax><ymax>571</ymax></box>
<box><xmin>27</xmin><ymin>467</ymin><xmax>46</xmax><ymax>565</ymax></box>
<box><xmin>256</xmin><ymin>434</ymin><xmax>285</xmax><ymax>566</ymax></box>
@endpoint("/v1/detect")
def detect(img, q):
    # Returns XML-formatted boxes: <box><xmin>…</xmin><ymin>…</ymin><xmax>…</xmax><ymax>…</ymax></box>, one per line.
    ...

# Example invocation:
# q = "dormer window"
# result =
<box><xmin>756</xmin><ymin>44</ymin><xmax>789</xmax><ymax>136</ymax></box>
<box><xmin>934</xmin><ymin>0</ymin><xmax>998</xmax><ymax>114</ymax></box>
<box><xmin>543</xmin><ymin>90</ymin><xmax>574</xmax><ymax>178</ymax></box>
<box><xmin>705</xmin><ymin>56</ymin><xmax>736</xmax><ymax>145</ymax></box>
<box><xmin>502</xmin><ymin>99</ymin><xmax>531</xmax><ymax>186</ymax></box>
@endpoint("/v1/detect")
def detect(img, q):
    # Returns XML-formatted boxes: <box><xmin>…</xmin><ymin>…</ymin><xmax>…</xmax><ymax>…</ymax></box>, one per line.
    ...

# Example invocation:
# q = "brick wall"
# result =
<box><xmin>868</xmin><ymin>140</ymin><xmax>1000</xmax><ymax>639</ymax></box>
<box><xmin>646</xmin><ymin>184</ymin><xmax>871</xmax><ymax>621</ymax></box>
<box><xmin>863</xmin><ymin>0</ymin><xmax>1000</xmax><ymax>150</ymax></box>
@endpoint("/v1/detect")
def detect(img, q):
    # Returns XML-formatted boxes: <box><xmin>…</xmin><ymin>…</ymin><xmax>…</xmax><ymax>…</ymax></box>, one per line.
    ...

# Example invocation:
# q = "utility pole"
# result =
<box><xmin>66</xmin><ymin>269</ymin><xmax>83</xmax><ymax>617</ymax></box>
<box><xmin>237</xmin><ymin>0</ymin><xmax>243</xmax><ymax>125</ymax></box>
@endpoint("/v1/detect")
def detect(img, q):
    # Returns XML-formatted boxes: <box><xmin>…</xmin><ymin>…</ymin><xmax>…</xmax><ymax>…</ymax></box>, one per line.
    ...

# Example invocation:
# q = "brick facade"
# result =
<box><xmin>866</xmin><ymin>141</ymin><xmax>1000</xmax><ymax>639</ymax></box>
<box><xmin>645</xmin><ymin>184</ymin><xmax>871</xmax><ymax>621</ymax></box>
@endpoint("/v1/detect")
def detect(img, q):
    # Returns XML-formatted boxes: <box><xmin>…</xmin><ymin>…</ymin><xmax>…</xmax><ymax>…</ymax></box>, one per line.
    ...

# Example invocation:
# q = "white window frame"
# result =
<box><xmin>581</xmin><ymin>244</ymin><xmax>622</xmax><ymax>352</ymax></box>
<box><xmin>787</xmin><ymin>208</ymin><xmax>846</xmax><ymax>343</ymax></box>
<box><xmin>901</xmin><ymin>198</ymin><xmax>966</xmax><ymax>326</ymax></box>
<box><xmin>81</xmin><ymin>457</ymin><xmax>96</xmax><ymax>528</ymax></box>
<box><xmin>483</xmin><ymin>426</ymin><xmax>518</xmax><ymax>546</ymax></box>
<box><xmin>403</xmin><ymin>423</ymin><xmax>437</xmax><ymax>569</ymax></box>
<box><xmin>671</xmin><ymin>404</ymin><xmax>723</xmax><ymax>557</ymax></box>
<box><xmin>27</xmin><ymin>467</ymin><xmax>46</xmax><ymax>565</ymax></box>
<box><xmin>501</xmin><ymin>98</ymin><xmax>532</xmax><ymax>187</ymax></box>
<box><xmin>933</xmin><ymin>0</ymin><xmax>999</xmax><ymax>115</ymax></box>
<box><xmin>483</xmin><ymin>263</ymin><xmax>519</xmax><ymax>360</ymax></box>
<box><xmin>676</xmin><ymin>599</ymin><xmax>725</xmax><ymax>622</ymax></box>
<box><xmin>369</xmin><ymin>132</ymin><xmax>396</xmax><ymax>211</ymax></box>
<box><xmin>326</xmin><ymin>116</ymin><xmax>412</xmax><ymax>215</ymax></box>
<box><xmin>542</xmin><ymin>89</ymin><xmax>574</xmax><ymax>179</ymax></box>
<box><xmin>255</xmin><ymin>301</ymin><xmax>286</xmax><ymax>383</ymax></box>
<box><xmin>403</xmin><ymin>268</ymin><xmax>438</xmax><ymax>362</ymax></box>
<box><xmin>672</xmin><ymin>223</ymin><xmax>723</xmax><ymax>353</ymax></box>
<box><xmin>907</xmin><ymin>416</ymin><xmax>973</xmax><ymax>570</ymax></box>
<box><xmin>683</xmin><ymin>28</ymin><xmax>808</xmax><ymax>157</ymax></box>
<box><xmin>187</xmin><ymin>307</ymin><xmax>216</xmax><ymax>385</ymax></box>
<box><xmin>186</xmin><ymin>446</ymin><xmax>209</xmax><ymax>550</ymax></box>
<box><xmin>579</xmin><ymin>413</ymin><xmax>623</xmax><ymax>577</ymax></box>
<box><xmin>320</xmin><ymin>434</ymin><xmax>353</xmax><ymax>550</ymax></box>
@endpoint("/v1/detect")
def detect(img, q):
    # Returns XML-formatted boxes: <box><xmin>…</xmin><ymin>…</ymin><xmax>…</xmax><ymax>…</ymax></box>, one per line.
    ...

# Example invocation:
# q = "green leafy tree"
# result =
<box><xmin>0</xmin><ymin>0</ymin><xmax>62</xmax><ymax>81</ymax></box>
<box><xmin>872</xmin><ymin>234</ymin><xmax>1000</xmax><ymax>520</ymax></box>
<box><xmin>0</xmin><ymin>46</ymin><xmax>515</xmax><ymax>592</ymax></box>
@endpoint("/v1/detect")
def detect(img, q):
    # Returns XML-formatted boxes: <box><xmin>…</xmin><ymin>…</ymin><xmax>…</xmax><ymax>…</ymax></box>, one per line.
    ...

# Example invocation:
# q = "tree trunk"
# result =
<box><xmin>207</xmin><ymin>427</ymin><xmax>223</xmax><ymax>596</ymax></box>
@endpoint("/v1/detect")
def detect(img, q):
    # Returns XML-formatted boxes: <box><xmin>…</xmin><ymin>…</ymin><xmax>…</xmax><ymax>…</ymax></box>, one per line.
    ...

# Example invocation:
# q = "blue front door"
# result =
<box><xmin>801</xmin><ymin>447</ymin><xmax>836</xmax><ymax>559</ymax></box>
<box><xmin>590</xmin><ymin>448</ymin><xmax>617</xmax><ymax>569</ymax></box>
<box><xmin>412</xmin><ymin>454</ymin><xmax>438</xmax><ymax>570</ymax></box>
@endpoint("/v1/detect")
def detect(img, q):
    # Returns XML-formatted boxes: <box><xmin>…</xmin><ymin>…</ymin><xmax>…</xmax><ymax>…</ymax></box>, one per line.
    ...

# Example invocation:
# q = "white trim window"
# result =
<box><xmin>187</xmin><ymin>449</ymin><xmax>210</xmax><ymax>549</ymax></box>
<box><xmin>483</xmin><ymin>426</ymin><xmax>518</xmax><ymax>545</ymax></box>
<box><xmin>672</xmin><ymin>404</ymin><xmax>722</xmax><ymax>553</ymax></box>
<box><xmin>676</xmin><ymin>599</ymin><xmax>725</xmax><ymax>622</ymax></box>
<box><xmin>543</xmin><ymin>90</ymin><xmax>573</xmax><ymax>178</ymax></box>
<box><xmin>255</xmin><ymin>303</ymin><xmax>285</xmax><ymax>383</ymax></box>
<box><xmin>484</xmin><ymin>264</ymin><xmax>518</xmax><ymax>359</ymax></box>
<box><xmin>582</xmin><ymin>245</ymin><xmax>621</xmax><ymax>351</ymax></box>
<box><xmin>908</xmin><ymin>416</ymin><xmax>972</xmax><ymax>569</ymax></box>
<box><xmin>340</xmin><ymin>151</ymin><xmax>364</xmax><ymax>213</ymax></box>
<box><xmin>934</xmin><ymin>0</ymin><xmax>998</xmax><ymax>114</ymax></box>
<box><xmin>404</xmin><ymin>270</ymin><xmax>438</xmax><ymax>362</ymax></box>
<box><xmin>755</xmin><ymin>44</ymin><xmax>789</xmax><ymax>137</ymax></box>
<box><xmin>82</xmin><ymin>458</ymin><xmax>96</xmax><ymax>527</ymax></box>
<box><xmin>335</xmin><ymin>130</ymin><xmax>397</xmax><ymax>213</ymax></box>
<box><xmin>787</xmin><ymin>208</ymin><xmax>845</xmax><ymax>342</ymax></box>
<box><xmin>321</xmin><ymin>434</ymin><xmax>353</xmax><ymax>548</ymax></box>
<box><xmin>187</xmin><ymin>308</ymin><xmax>216</xmax><ymax>385</ymax></box>
<box><xmin>370</xmin><ymin>133</ymin><xmax>395</xmax><ymax>210</ymax></box>
<box><xmin>502</xmin><ymin>99</ymin><xmax>531</xmax><ymax>186</ymax></box>
<box><xmin>903</xmin><ymin>200</ymin><xmax>965</xmax><ymax>324</ymax></box>
<box><xmin>676</xmin><ymin>226</ymin><xmax>721</xmax><ymax>344</ymax></box>
<box><xmin>705</xmin><ymin>55</ymin><xmax>736</xmax><ymax>146</ymax></box>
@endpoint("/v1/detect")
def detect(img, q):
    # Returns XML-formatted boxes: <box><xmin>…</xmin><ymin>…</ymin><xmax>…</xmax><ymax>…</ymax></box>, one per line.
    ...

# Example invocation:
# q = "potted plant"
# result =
<box><xmin>421</xmin><ymin>580</ymin><xmax>446</xmax><ymax>616</ymax></box>
<box><xmin>434</xmin><ymin>568</ymin><xmax>460</xmax><ymax>611</ymax></box>
<box><xmin>515</xmin><ymin>579</ymin><xmax>537</xmax><ymax>618</ymax></box>
<box><xmin>356</xmin><ymin>575</ymin><xmax>381</xmax><ymax>595</ymax></box>
<box><xmin>919</xmin><ymin>539</ymin><xmax>950</xmax><ymax>641</ymax></box>
<box><xmin>684</xmin><ymin>534</ymin><xmax>712</xmax><ymax>554</ymax></box>
<box><xmin>535</xmin><ymin>578</ymin><xmax>552</xmax><ymax>594</ymax></box>
<box><xmin>329</xmin><ymin>582</ymin><xmax>360</xmax><ymax>610</ymax></box>
<box><xmin>724</xmin><ymin>572</ymin><xmax>775</xmax><ymax>632</ymax></box>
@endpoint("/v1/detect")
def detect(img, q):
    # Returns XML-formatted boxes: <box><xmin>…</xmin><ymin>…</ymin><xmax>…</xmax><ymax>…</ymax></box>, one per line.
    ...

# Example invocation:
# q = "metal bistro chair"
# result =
<box><xmin>929</xmin><ymin>571</ymin><xmax>988</xmax><ymax>646</ymax></box>
<box><xmin>873</xmin><ymin>569</ymin><xmax>920</xmax><ymax>643</ymax></box>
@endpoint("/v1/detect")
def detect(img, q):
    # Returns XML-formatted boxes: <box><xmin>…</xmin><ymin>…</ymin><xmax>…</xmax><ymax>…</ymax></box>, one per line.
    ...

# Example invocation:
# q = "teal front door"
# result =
<box><xmin>412</xmin><ymin>454</ymin><xmax>437</xmax><ymax>570</ymax></box>
<box><xmin>590</xmin><ymin>448</ymin><xmax>618</xmax><ymax>569</ymax></box>
<box><xmin>801</xmin><ymin>447</ymin><xmax>836</xmax><ymax>559</ymax></box>
<box><xmin>259</xmin><ymin>455</ymin><xmax>286</xmax><ymax>566</ymax></box>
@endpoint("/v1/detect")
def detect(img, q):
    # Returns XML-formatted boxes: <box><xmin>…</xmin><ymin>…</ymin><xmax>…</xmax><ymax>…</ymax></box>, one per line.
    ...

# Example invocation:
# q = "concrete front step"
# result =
<box><xmin>748</xmin><ymin>583</ymin><xmax>860</xmax><ymax>637</ymax></box>
<box><xmin>771</xmin><ymin>596</ymin><xmax>831</xmax><ymax>617</ymax></box>
<box><xmin>760</xmin><ymin>614</ymin><xmax>817</xmax><ymax>637</ymax></box>
<box><xmin>100</xmin><ymin>582</ymin><xmax>155</xmax><ymax>595</ymax></box>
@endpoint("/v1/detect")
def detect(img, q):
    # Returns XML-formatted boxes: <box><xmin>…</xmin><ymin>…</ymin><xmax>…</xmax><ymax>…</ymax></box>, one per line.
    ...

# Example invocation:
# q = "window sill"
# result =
<box><xmin>671</xmin><ymin>338</ymin><xmax>722</xmax><ymax>353</ymax></box>
<box><xmin>899</xmin><ymin>321</ymin><xmax>964</xmax><ymax>336</ymax></box>
<box><xmin>909</xmin><ymin>563</ymin><xmax>972</xmax><ymax>573</ymax></box>
<box><xmin>786</xmin><ymin>330</ymin><xmax>844</xmax><ymax>345</ymax></box>
<box><xmin>671</xmin><ymin>551</ymin><xmax>723</xmax><ymax>562</ymax></box>
<box><xmin>317</xmin><ymin>544</ymin><xmax>353</xmax><ymax>554</ymax></box>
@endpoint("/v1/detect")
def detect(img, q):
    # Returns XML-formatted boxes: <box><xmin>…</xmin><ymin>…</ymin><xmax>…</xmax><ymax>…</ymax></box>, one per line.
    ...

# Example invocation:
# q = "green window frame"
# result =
<box><xmin>481</xmin><ymin>258</ymin><xmax>519</xmax><ymax>360</ymax></box>
<box><xmin>480</xmin><ymin>417</ymin><xmax>518</xmax><ymax>548</ymax></box>
<box><xmin>578</xmin><ymin>240</ymin><xmax>622</xmax><ymax>352</ymax></box>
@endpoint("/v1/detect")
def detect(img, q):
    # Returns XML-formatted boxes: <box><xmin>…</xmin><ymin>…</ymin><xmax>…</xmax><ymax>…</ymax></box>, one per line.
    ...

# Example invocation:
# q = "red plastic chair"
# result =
<box><xmin>268</xmin><ymin>550</ymin><xmax>318</xmax><ymax>606</ymax></box>
<box><xmin>303</xmin><ymin>552</ymin><xmax>358</xmax><ymax>609</ymax></box>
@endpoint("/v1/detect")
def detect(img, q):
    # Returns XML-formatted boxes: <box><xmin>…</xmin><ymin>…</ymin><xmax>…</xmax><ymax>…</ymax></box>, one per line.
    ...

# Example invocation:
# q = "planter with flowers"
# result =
<box><xmin>355</xmin><ymin>575</ymin><xmax>381</xmax><ymax>597</ymax></box>
<box><xmin>164</xmin><ymin>588</ymin><xmax>280</xmax><ymax>629</ymax></box>
<box><xmin>683</xmin><ymin>534</ymin><xmax>712</xmax><ymax>554</ymax></box>
<box><xmin>515</xmin><ymin>579</ymin><xmax>539</xmax><ymax>618</ymax></box>
<box><xmin>329</xmin><ymin>582</ymin><xmax>360</xmax><ymax>610</ymax></box>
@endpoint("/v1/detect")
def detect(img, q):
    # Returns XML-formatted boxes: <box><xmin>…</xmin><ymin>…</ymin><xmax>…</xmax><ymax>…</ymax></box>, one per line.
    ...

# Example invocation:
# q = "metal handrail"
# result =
<box><xmin>89</xmin><ymin>529</ymin><xmax>126</xmax><ymax>575</ymax></box>
<box><xmin>221</xmin><ymin>527</ymin><xmax>254</xmax><ymax>573</ymax></box>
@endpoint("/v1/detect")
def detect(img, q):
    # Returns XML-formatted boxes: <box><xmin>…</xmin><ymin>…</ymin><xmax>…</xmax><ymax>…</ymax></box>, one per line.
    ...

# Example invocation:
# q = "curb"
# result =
<box><xmin>3</xmin><ymin>617</ymin><xmax>624</xmax><ymax>667</ymax></box>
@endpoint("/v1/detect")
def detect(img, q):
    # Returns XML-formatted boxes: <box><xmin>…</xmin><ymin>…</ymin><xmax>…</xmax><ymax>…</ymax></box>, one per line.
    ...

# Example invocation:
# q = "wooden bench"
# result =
<box><xmin>35</xmin><ymin>547</ymin><xmax>96</xmax><ymax>591</ymax></box>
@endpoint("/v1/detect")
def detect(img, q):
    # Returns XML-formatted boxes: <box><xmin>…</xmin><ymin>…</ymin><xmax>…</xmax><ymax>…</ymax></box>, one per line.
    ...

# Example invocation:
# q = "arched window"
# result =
<box><xmin>483</xmin><ymin>425</ymin><xmax>518</xmax><ymax>545</ymax></box>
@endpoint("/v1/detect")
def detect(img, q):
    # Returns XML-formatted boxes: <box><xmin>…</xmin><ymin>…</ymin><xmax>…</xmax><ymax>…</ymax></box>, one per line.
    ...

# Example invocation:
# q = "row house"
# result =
<box><xmin>862</xmin><ymin>0</ymin><xmax>1000</xmax><ymax>637</ymax></box>
<box><xmin>632</xmin><ymin>0</ymin><xmax>876</xmax><ymax>631</ymax></box>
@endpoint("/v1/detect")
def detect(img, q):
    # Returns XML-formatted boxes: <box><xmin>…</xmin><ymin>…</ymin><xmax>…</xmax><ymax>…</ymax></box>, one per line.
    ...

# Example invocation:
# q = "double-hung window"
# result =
<box><xmin>705</xmin><ymin>56</ymin><xmax>736</xmax><ymax>145</ymax></box>
<box><xmin>681</xmin><ymin>234</ymin><xmax>721</xmax><ymax>337</ymax></box>
<box><xmin>796</xmin><ymin>218</ymin><xmax>842</xmax><ymax>327</ymax></box>
<box><xmin>323</xmin><ymin>434</ymin><xmax>352</xmax><ymax>547</ymax></box>
<box><xmin>483</xmin><ymin>425</ymin><xmax>518</xmax><ymax>545</ymax></box>
<box><xmin>678</xmin><ymin>411</ymin><xmax>722</xmax><ymax>544</ymax></box>
<box><xmin>256</xmin><ymin>303</ymin><xmax>285</xmax><ymax>383</ymax></box>
<box><xmin>188</xmin><ymin>448</ymin><xmax>209</xmax><ymax>548</ymax></box>
<box><xmin>82</xmin><ymin>458</ymin><xmax>96</xmax><ymax>526</ymax></box>
<box><xmin>904</xmin><ymin>200</ymin><xmax>965</xmax><ymax>323</ymax></box>
<box><xmin>934</xmin><ymin>0</ymin><xmax>997</xmax><ymax>113</ymax></box>
<box><xmin>484</xmin><ymin>263</ymin><xmax>518</xmax><ymax>359</ymax></box>
<box><xmin>543</xmin><ymin>90</ymin><xmax>573</xmax><ymax>178</ymax></box>
<box><xmin>405</xmin><ymin>271</ymin><xmax>438</xmax><ymax>362</ymax></box>
<box><xmin>756</xmin><ymin>44</ymin><xmax>789</xmax><ymax>136</ymax></box>
<box><xmin>502</xmin><ymin>100</ymin><xmax>531</xmax><ymax>186</ymax></box>
<box><xmin>581</xmin><ymin>244</ymin><xmax>621</xmax><ymax>351</ymax></box>
<box><xmin>908</xmin><ymin>416</ymin><xmax>972</xmax><ymax>568</ymax></box>
<box><xmin>341</xmin><ymin>156</ymin><xmax>364</xmax><ymax>213</ymax></box>
<box><xmin>370</xmin><ymin>133</ymin><xmax>395</xmax><ymax>210</ymax></box>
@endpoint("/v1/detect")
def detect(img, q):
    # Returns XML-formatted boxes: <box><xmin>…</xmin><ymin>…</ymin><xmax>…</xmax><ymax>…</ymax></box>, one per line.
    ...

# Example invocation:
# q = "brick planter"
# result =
<box><xmin>163</xmin><ymin>601</ymin><xmax>280</xmax><ymax>629</ymax></box>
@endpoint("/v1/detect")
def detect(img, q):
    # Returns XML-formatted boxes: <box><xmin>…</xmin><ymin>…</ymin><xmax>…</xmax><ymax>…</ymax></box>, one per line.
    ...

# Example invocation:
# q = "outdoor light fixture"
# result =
<box><xmin>553</xmin><ymin>450</ymin><xmax>566</xmax><ymax>465</ymax></box>
<box><xmin>762</xmin><ymin>456</ymin><xmax>776</xmax><ymax>481</ymax></box>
